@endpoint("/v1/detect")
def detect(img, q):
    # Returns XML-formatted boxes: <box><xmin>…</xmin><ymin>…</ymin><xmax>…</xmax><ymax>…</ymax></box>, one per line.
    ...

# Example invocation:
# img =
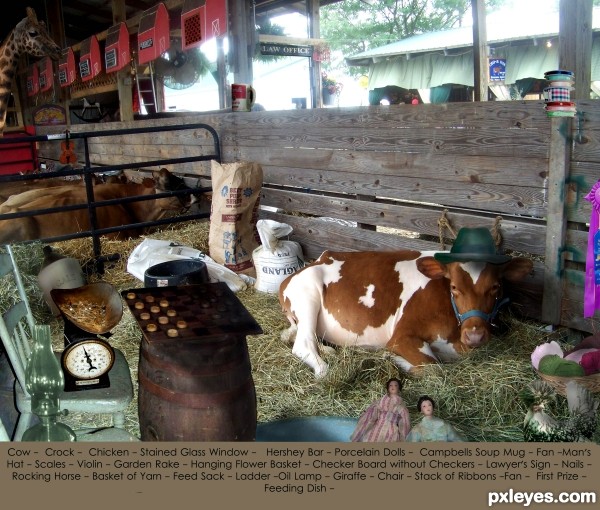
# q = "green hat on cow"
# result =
<box><xmin>434</xmin><ymin>227</ymin><xmax>512</xmax><ymax>264</ymax></box>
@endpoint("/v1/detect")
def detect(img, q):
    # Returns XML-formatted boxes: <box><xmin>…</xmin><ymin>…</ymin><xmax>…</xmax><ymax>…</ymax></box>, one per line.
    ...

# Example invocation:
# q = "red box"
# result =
<box><xmin>181</xmin><ymin>0</ymin><xmax>205</xmax><ymax>50</ymax></box>
<box><xmin>38</xmin><ymin>57</ymin><xmax>54</xmax><ymax>93</ymax></box>
<box><xmin>0</xmin><ymin>126</ymin><xmax>38</xmax><ymax>175</ymax></box>
<box><xmin>58</xmin><ymin>47</ymin><xmax>76</xmax><ymax>87</ymax></box>
<box><xmin>137</xmin><ymin>3</ymin><xmax>170</xmax><ymax>65</ymax></box>
<box><xmin>79</xmin><ymin>35</ymin><xmax>102</xmax><ymax>82</ymax></box>
<box><xmin>26</xmin><ymin>65</ymin><xmax>39</xmax><ymax>96</ymax></box>
<box><xmin>105</xmin><ymin>22</ymin><xmax>130</xmax><ymax>73</ymax></box>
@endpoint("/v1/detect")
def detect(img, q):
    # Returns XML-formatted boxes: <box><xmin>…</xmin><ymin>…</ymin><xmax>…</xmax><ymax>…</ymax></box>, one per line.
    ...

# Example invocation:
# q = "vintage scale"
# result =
<box><xmin>50</xmin><ymin>282</ymin><xmax>123</xmax><ymax>392</ymax></box>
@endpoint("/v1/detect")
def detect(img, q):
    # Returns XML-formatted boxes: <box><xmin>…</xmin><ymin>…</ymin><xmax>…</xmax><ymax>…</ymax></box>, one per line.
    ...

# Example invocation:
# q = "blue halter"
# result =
<box><xmin>450</xmin><ymin>292</ymin><xmax>510</xmax><ymax>326</ymax></box>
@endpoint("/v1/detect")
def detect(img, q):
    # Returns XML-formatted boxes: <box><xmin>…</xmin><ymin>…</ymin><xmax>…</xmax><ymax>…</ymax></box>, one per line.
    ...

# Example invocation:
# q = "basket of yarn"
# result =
<box><xmin>532</xmin><ymin>337</ymin><xmax>600</xmax><ymax>396</ymax></box>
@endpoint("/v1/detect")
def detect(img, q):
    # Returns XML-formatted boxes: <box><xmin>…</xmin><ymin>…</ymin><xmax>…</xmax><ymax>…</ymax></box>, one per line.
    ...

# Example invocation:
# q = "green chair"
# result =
<box><xmin>0</xmin><ymin>245</ymin><xmax>137</xmax><ymax>441</ymax></box>
<box><xmin>0</xmin><ymin>416</ymin><xmax>9</xmax><ymax>441</ymax></box>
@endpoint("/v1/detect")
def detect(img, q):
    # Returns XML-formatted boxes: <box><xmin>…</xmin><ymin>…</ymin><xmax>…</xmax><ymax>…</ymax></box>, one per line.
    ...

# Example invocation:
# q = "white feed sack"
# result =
<box><xmin>209</xmin><ymin>160</ymin><xmax>263</xmax><ymax>276</ymax></box>
<box><xmin>252</xmin><ymin>219</ymin><xmax>305</xmax><ymax>293</ymax></box>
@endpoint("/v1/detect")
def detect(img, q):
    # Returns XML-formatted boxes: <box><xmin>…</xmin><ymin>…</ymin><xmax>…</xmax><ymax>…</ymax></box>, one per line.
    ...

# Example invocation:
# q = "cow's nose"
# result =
<box><xmin>464</xmin><ymin>328</ymin><xmax>485</xmax><ymax>346</ymax></box>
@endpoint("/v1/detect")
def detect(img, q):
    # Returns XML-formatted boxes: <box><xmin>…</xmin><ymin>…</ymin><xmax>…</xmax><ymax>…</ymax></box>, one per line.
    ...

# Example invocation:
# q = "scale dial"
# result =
<box><xmin>61</xmin><ymin>339</ymin><xmax>115</xmax><ymax>380</ymax></box>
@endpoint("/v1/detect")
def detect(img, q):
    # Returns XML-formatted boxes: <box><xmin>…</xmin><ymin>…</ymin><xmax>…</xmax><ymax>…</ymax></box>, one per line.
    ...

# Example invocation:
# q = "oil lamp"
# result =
<box><xmin>22</xmin><ymin>324</ymin><xmax>76</xmax><ymax>442</ymax></box>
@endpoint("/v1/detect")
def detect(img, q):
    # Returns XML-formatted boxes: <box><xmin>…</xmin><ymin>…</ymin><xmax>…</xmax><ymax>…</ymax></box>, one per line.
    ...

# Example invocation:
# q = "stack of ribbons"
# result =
<box><xmin>543</xmin><ymin>70</ymin><xmax>576</xmax><ymax>117</ymax></box>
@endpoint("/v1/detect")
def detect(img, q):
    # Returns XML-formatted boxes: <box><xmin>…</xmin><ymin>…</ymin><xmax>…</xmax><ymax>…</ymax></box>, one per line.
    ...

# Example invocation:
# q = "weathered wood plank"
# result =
<box><xmin>223</xmin><ymin>146</ymin><xmax>548</xmax><ymax>188</ymax></box>
<box><xmin>260</xmin><ymin>188</ymin><xmax>547</xmax><ymax>255</ymax></box>
<box><xmin>261</xmin><ymin>166</ymin><xmax>545</xmax><ymax>217</ymax></box>
<box><xmin>562</xmin><ymin>269</ymin><xmax>600</xmax><ymax>333</ymax></box>
<box><xmin>221</xmin><ymin>125</ymin><xmax>550</xmax><ymax>157</ymax></box>
<box><xmin>567</xmin><ymin>161</ymin><xmax>599</xmax><ymax>223</ymax></box>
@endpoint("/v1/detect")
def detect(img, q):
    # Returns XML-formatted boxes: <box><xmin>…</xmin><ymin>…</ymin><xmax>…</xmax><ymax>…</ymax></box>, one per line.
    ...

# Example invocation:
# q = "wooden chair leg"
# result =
<box><xmin>112</xmin><ymin>411</ymin><xmax>125</xmax><ymax>428</ymax></box>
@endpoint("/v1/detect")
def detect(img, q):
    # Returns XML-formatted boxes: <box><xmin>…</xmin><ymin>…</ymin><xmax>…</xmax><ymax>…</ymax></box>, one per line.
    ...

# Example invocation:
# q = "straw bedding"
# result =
<box><xmin>3</xmin><ymin>220</ymin><xmax>599</xmax><ymax>443</ymax></box>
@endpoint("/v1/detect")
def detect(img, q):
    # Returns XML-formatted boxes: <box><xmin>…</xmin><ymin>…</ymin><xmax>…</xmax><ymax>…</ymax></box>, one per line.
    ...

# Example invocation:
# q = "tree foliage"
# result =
<box><xmin>321</xmin><ymin>0</ymin><xmax>505</xmax><ymax>75</ymax></box>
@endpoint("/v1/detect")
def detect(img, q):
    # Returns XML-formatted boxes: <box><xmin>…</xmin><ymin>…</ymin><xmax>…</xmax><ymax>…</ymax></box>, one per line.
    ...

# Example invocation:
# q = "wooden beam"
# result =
<box><xmin>559</xmin><ymin>0</ymin><xmax>593</xmax><ymax>100</ymax></box>
<box><xmin>308</xmin><ymin>0</ymin><xmax>321</xmax><ymax>108</ymax></box>
<box><xmin>542</xmin><ymin>117</ymin><xmax>572</xmax><ymax>325</ymax></box>
<box><xmin>112</xmin><ymin>0</ymin><xmax>133</xmax><ymax>122</ymax></box>
<box><xmin>259</xmin><ymin>34</ymin><xmax>326</xmax><ymax>47</ymax></box>
<box><xmin>471</xmin><ymin>0</ymin><xmax>488</xmax><ymax>102</ymax></box>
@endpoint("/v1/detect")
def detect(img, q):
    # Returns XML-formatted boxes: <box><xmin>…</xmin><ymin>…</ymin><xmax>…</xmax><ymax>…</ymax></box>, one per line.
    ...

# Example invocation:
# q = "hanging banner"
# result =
<box><xmin>260</xmin><ymin>43</ymin><xmax>313</xmax><ymax>57</ymax></box>
<box><xmin>584</xmin><ymin>180</ymin><xmax>600</xmax><ymax>317</ymax></box>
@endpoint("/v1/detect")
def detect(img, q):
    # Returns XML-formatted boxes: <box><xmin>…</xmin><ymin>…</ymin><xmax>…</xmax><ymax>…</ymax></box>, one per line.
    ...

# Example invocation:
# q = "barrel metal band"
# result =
<box><xmin>140</xmin><ymin>343</ymin><xmax>248</xmax><ymax>377</ymax></box>
<box><xmin>138</xmin><ymin>370</ymin><xmax>255</xmax><ymax>408</ymax></box>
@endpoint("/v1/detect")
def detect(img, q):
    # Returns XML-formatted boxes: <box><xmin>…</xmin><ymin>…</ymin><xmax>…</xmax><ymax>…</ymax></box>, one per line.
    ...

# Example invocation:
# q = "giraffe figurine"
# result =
<box><xmin>0</xmin><ymin>7</ymin><xmax>62</xmax><ymax>135</ymax></box>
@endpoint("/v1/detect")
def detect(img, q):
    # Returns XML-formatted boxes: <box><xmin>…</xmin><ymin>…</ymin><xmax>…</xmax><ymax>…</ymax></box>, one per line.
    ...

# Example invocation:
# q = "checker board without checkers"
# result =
<box><xmin>121</xmin><ymin>282</ymin><xmax>263</xmax><ymax>343</ymax></box>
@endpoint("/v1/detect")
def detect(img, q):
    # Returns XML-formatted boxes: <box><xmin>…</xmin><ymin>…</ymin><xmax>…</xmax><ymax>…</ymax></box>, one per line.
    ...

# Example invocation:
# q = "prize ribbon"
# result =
<box><xmin>584</xmin><ymin>180</ymin><xmax>600</xmax><ymax>317</ymax></box>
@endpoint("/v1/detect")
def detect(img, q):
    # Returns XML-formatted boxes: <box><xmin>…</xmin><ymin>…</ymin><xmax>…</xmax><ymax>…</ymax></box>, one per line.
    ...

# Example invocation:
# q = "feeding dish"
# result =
<box><xmin>256</xmin><ymin>416</ymin><xmax>358</xmax><ymax>442</ymax></box>
<box><xmin>51</xmin><ymin>282</ymin><xmax>123</xmax><ymax>334</ymax></box>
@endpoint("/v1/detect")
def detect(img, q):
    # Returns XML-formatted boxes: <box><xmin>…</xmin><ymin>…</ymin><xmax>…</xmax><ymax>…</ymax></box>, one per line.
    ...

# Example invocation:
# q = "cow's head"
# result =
<box><xmin>151</xmin><ymin>168</ymin><xmax>199</xmax><ymax>211</ymax></box>
<box><xmin>416</xmin><ymin>256</ymin><xmax>533</xmax><ymax>348</ymax></box>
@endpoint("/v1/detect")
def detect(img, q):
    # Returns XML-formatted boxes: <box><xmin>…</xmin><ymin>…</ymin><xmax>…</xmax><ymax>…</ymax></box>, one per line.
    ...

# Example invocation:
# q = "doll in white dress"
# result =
<box><xmin>406</xmin><ymin>395</ymin><xmax>464</xmax><ymax>442</ymax></box>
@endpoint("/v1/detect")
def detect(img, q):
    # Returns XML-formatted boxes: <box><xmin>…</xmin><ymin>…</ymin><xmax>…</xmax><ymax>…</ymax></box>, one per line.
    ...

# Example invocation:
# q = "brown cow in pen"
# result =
<box><xmin>0</xmin><ymin>168</ymin><xmax>196</xmax><ymax>243</ymax></box>
<box><xmin>279</xmin><ymin>228</ymin><xmax>533</xmax><ymax>378</ymax></box>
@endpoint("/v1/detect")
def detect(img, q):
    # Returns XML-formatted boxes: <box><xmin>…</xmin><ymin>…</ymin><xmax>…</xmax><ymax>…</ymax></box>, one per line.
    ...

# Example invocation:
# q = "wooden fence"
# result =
<box><xmin>35</xmin><ymin>100</ymin><xmax>600</xmax><ymax>333</ymax></box>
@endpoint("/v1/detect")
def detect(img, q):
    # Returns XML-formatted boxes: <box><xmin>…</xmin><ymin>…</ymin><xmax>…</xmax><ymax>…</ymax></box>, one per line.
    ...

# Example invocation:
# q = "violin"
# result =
<box><xmin>59</xmin><ymin>135</ymin><xmax>77</xmax><ymax>165</ymax></box>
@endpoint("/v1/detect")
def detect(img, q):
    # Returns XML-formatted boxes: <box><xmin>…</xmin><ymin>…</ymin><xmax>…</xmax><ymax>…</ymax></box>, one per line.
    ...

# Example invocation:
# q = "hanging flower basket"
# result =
<box><xmin>321</xmin><ymin>72</ymin><xmax>342</xmax><ymax>106</ymax></box>
<box><xmin>322</xmin><ymin>88</ymin><xmax>335</xmax><ymax>105</ymax></box>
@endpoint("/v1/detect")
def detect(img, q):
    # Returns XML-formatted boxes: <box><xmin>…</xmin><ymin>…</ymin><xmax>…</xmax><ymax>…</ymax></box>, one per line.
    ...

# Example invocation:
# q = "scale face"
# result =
<box><xmin>61</xmin><ymin>338</ymin><xmax>115</xmax><ymax>392</ymax></box>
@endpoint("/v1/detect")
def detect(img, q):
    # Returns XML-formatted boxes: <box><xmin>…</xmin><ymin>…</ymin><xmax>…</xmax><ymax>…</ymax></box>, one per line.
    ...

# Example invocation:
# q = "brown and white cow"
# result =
<box><xmin>0</xmin><ymin>168</ymin><xmax>196</xmax><ymax>243</ymax></box>
<box><xmin>279</xmin><ymin>247</ymin><xmax>533</xmax><ymax>378</ymax></box>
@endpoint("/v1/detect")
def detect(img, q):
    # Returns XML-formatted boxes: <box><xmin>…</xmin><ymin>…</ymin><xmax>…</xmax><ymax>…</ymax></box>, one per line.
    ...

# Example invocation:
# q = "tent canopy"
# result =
<box><xmin>349</xmin><ymin>6</ymin><xmax>600</xmax><ymax>90</ymax></box>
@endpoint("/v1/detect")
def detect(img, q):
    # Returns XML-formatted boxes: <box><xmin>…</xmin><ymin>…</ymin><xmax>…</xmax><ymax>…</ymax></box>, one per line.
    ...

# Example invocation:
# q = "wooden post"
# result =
<box><xmin>542</xmin><ymin>117</ymin><xmax>572</xmax><ymax>325</ymax></box>
<box><xmin>558</xmin><ymin>0</ymin><xmax>592</xmax><ymax>100</ymax></box>
<box><xmin>307</xmin><ymin>0</ymin><xmax>321</xmax><ymax>108</ymax></box>
<box><xmin>216</xmin><ymin>37</ymin><xmax>228</xmax><ymax>109</ymax></box>
<box><xmin>229</xmin><ymin>0</ymin><xmax>253</xmax><ymax>85</ymax></box>
<box><xmin>471</xmin><ymin>0</ymin><xmax>488</xmax><ymax>102</ymax></box>
<box><xmin>112</xmin><ymin>0</ymin><xmax>133</xmax><ymax>121</ymax></box>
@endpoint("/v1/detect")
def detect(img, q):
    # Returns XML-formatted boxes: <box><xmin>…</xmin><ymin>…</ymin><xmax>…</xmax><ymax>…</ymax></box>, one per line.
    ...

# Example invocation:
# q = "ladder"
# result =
<box><xmin>135</xmin><ymin>62</ymin><xmax>158</xmax><ymax>114</ymax></box>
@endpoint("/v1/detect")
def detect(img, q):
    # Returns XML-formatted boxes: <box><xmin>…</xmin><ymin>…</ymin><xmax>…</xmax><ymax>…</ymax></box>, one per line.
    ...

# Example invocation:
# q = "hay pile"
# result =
<box><xmin>2</xmin><ymin>221</ymin><xmax>598</xmax><ymax>443</ymax></box>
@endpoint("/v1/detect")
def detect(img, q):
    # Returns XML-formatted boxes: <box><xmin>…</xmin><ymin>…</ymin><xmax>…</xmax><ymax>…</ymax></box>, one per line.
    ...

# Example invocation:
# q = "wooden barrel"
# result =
<box><xmin>138</xmin><ymin>332</ymin><xmax>257</xmax><ymax>441</ymax></box>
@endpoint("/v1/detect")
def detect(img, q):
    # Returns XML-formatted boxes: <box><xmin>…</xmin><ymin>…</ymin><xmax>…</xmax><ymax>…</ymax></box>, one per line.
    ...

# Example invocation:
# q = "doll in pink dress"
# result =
<box><xmin>350</xmin><ymin>378</ymin><xmax>411</xmax><ymax>442</ymax></box>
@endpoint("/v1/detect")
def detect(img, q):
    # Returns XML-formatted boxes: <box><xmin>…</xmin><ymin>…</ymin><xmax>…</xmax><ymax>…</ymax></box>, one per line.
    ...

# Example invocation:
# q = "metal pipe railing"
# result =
<box><xmin>0</xmin><ymin>122</ymin><xmax>220</xmax><ymax>273</ymax></box>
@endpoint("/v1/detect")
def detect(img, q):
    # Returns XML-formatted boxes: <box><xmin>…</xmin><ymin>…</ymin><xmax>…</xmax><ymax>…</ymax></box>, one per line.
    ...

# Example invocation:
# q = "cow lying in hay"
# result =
<box><xmin>0</xmin><ymin>168</ymin><xmax>197</xmax><ymax>243</ymax></box>
<box><xmin>279</xmin><ymin>227</ymin><xmax>533</xmax><ymax>378</ymax></box>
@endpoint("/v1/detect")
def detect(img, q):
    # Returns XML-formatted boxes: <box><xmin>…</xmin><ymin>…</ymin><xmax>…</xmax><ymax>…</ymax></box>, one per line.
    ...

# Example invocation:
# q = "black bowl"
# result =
<box><xmin>144</xmin><ymin>259</ymin><xmax>209</xmax><ymax>287</ymax></box>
